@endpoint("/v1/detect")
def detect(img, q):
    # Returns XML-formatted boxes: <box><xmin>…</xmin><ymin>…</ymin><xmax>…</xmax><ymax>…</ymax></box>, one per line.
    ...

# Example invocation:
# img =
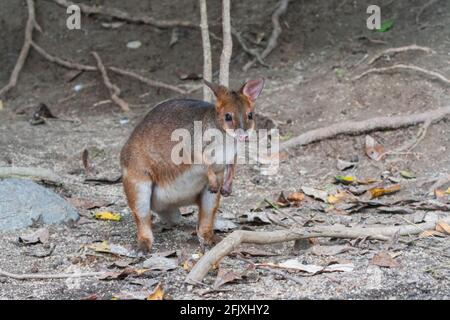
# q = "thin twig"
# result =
<box><xmin>280</xmin><ymin>106</ymin><xmax>450</xmax><ymax>151</ymax></box>
<box><xmin>0</xmin><ymin>0</ymin><xmax>36</xmax><ymax>97</ymax></box>
<box><xmin>243</xmin><ymin>0</ymin><xmax>290</xmax><ymax>71</ymax></box>
<box><xmin>416</xmin><ymin>0</ymin><xmax>440</xmax><ymax>25</ymax></box>
<box><xmin>92</xmin><ymin>52</ymin><xmax>129</xmax><ymax>112</ymax></box>
<box><xmin>352</xmin><ymin>64</ymin><xmax>450</xmax><ymax>85</ymax></box>
<box><xmin>368</xmin><ymin>45</ymin><xmax>435</xmax><ymax>65</ymax></box>
<box><xmin>231</xmin><ymin>28</ymin><xmax>268</xmax><ymax>67</ymax></box>
<box><xmin>50</xmin><ymin>0</ymin><xmax>196</xmax><ymax>29</ymax></box>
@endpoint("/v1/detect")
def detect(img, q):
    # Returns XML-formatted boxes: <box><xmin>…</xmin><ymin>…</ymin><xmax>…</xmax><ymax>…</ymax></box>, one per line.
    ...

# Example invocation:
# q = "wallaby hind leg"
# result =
<box><xmin>196</xmin><ymin>186</ymin><xmax>221</xmax><ymax>250</ymax></box>
<box><xmin>123</xmin><ymin>174</ymin><xmax>154</xmax><ymax>253</ymax></box>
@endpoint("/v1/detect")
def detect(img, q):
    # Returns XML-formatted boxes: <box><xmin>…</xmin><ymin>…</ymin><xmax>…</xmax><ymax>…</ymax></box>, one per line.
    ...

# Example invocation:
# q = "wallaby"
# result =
<box><xmin>120</xmin><ymin>78</ymin><xmax>265</xmax><ymax>253</ymax></box>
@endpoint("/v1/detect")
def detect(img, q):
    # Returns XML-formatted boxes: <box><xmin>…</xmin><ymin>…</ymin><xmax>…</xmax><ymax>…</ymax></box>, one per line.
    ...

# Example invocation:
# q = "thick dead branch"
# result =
<box><xmin>280</xmin><ymin>106</ymin><xmax>450</xmax><ymax>151</ymax></box>
<box><xmin>31</xmin><ymin>43</ymin><xmax>187</xmax><ymax>94</ymax></box>
<box><xmin>199</xmin><ymin>0</ymin><xmax>213</xmax><ymax>103</ymax></box>
<box><xmin>50</xmin><ymin>0</ymin><xmax>196</xmax><ymax>29</ymax></box>
<box><xmin>0</xmin><ymin>166</ymin><xmax>62</xmax><ymax>184</ymax></box>
<box><xmin>0</xmin><ymin>269</ymin><xmax>105</xmax><ymax>280</ymax></box>
<box><xmin>352</xmin><ymin>64</ymin><xmax>450</xmax><ymax>85</ymax></box>
<box><xmin>219</xmin><ymin>0</ymin><xmax>233</xmax><ymax>87</ymax></box>
<box><xmin>368</xmin><ymin>45</ymin><xmax>435</xmax><ymax>65</ymax></box>
<box><xmin>0</xmin><ymin>0</ymin><xmax>36</xmax><ymax>97</ymax></box>
<box><xmin>186</xmin><ymin>216</ymin><xmax>450</xmax><ymax>284</ymax></box>
<box><xmin>92</xmin><ymin>52</ymin><xmax>129</xmax><ymax>112</ymax></box>
<box><xmin>242</xmin><ymin>0</ymin><xmax>290</xmax><ymax>72</ymax></box>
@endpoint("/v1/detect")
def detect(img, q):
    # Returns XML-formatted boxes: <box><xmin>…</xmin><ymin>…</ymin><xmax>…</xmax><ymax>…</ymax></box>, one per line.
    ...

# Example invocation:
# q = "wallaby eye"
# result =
<box><xmin>225</xmin><ymin>113</ymin><xmax>233</xmax><ymax>122</ymax></box>
<box><xmin>248</xmin><ymin>112</ymin><xmax>254</xmax><ymax>120</ymax></box>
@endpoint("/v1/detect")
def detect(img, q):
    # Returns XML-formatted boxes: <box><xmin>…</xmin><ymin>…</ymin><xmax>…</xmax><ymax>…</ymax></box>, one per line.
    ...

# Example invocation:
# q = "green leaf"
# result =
<box><xmin>377</xmin><ymin>19</ymin><xmax>394</xmax><ymax>33</ymax></box>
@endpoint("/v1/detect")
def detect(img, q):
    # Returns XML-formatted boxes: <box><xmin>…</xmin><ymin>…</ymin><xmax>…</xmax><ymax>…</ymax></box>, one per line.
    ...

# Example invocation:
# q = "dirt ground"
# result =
<box><xmin>0</xmin><ymin>0</ymin><xmax>449</xmax><ymax>300</ymax></box>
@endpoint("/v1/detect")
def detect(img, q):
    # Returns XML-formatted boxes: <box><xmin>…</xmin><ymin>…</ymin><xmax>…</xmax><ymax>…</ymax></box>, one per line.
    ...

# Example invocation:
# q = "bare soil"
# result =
<box><xmin>0</xmin><ymin>0</ymin><xmax>449</xmax><ymax>300</ymax></box>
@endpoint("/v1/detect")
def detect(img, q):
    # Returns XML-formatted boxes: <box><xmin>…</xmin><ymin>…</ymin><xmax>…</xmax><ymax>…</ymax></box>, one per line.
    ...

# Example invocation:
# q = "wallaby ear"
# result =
<box><xmin>204</xmin><ymin>80</ymin><xmax>226</xmax><ymax>98</ymax></box>
<box><xmin>240</xmin><ymin>78</ymin><xmax>265</xmax><ymax>102</ymax></box>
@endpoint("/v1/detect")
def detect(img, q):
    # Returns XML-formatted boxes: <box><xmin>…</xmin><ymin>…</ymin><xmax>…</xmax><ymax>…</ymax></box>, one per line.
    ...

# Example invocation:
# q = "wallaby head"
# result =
<box><xmin>204</xmin><ymin>78</ymin><xmax>265</xmax><ymax>142</ymax></box>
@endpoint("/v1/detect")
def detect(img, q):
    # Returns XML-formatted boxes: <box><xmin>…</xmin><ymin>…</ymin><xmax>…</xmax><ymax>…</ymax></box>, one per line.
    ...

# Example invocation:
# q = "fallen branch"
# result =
<box><xmin>280</xmin><ymin>106</ymin><xmax>450</xmax><ymax>151</ymax></box>
<box><xmin>0</xmin><ymin>269</ymin><xmax>105</xmax><ymax>280</ymax></box>
<box><xmin>0</xmin><ymin>0</ymin><xmax>37</xmax><ymax>97</ymax></box>
<box><xmin>0</xmin><ymin>166</ymin><xmax>62</xmax><ymax>184</ymax></box>
<box><xmin>243</xmin><ymin>0</ymin><xmax>290</xmax><ymax>71</ymax></box>
<box><xmin>50</xmin><ymin>0</ymin><xmax>196</xmax><ymax>29</ymax></box>
<box><xmin>219</xmin><ymin>0</ymin><xmax>233</xmax><ymax>87</ymax></box>
<box><xmin>352</xmin><ymin>64</ymin><xmax>450</xmax><ymax>85</ymax></box>
<box><xmin>91</xmin><ymin>52</ymin><xmax>129</xmax><ymax>112</ymax></box>
<box><xmin>186</xmin><ymin>216</ymin><xmax>450</xmax><ymax>284</ymax></box>
<box><xmin>368</xmin><ymin>45</ymin><xmax>435</xmax><ymax>65</ymax></box>
<box><xmin>31</xmin><ymin>42</ymin><xmax>187</xmax><ymax>94</ymax></box>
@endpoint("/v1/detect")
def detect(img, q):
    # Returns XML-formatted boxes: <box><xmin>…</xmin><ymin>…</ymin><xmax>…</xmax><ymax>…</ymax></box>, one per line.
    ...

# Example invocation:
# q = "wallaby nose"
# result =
<box><xmin>235</xmin><ymin>128</ymin><xmax>248</xmax><ymax>142</ymax></box>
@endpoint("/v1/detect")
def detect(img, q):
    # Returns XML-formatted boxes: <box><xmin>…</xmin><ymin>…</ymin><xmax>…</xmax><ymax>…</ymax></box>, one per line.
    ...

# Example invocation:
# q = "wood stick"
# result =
<box><xmin>352</xmin><ymin>64</ymin><xmax>450</xmax><ymax>85</ymax></box>
<box><xmin>185</xmin><ymin>216</ymin><xmax>450</xmax><ymax>284</ymax></box>
<box><xmin>31</xmin><ymin>42</ymin><xmax>187</xmax><ymax>94</ymax></box>
<box><xmin>0</xmin><ymin>0</ymin><xmax>36</xmax><ymax>97</ymax></box>
<box><xmin>91</xmin><ymin>52</ymin><xmax>129</xmax><ymax>112</ymax></box>
<box><xmin>368</xmin><ymin>45</ymin><xmax>435</xmax><ymax>65</ymax></box>
<box><xmin>0</xmin><ymin>166</ymin><xmax>62</xmax><ymax>184</ymax></box>
<box><xmin>280</xmin><ymin>106</ymin><xmax>450</xmax><ymax>151</ymax></box>
<box><xmin>243</xmin><ymin>0</ymin><xmax>290</xmax><ymax>71</ymax></box>
<box><xmin>219</xmin><ymin>0</ymin><xmax>233</xmax><ymax>87</ymax></box>
<box><xmin>0</xmin><ymin>269</ymin><xmax>105</xmax><ymax>280</ymax></box>
<box><xmin>199</xmin><ymin>0</ymin><xmax>213</xmax><ymax>103</ymax></box>
<box><xmin>50</xmin><ymin>0</ymin><xmax>196</xmax><ymax>29</ymax></box>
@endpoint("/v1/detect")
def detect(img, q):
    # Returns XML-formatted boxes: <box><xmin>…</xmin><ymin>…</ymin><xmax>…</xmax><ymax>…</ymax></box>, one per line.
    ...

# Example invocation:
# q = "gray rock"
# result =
<box><xmin>0</xmin><ymin>178</ymin><xmax>79</xmax><ymax>230</ymax></box>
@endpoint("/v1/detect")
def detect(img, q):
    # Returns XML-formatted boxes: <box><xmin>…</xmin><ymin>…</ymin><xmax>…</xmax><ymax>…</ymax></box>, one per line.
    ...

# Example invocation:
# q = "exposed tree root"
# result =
<box><xmin>91</xmin><ymin>52</ymin><xmax>129</xmax><ymax>112</ymax></box>
<box><xmin>0</xmin><ymin>0</ymin><xmax>37</xmax><ymax>97</ymax></box>
<box><xmin>280</xmin><ymin>106</ymin><xmax>450</xmax><ymax>151</ymax></box>
<box><xmin>50</xmin><ymin>0</ymin><xmax>196</xmax><ymax>29</ymax></box>
<box><xmin>186</xmin><ymin>217</ymin><xmax>450</xmax><ymax>284</ymax></box>
<box><xmin>368</xmin><ymin>45</ymin><xmax>435</xmax><ymax>65</ymax></box>
<box><xmin>243</xmin><ymin>0</ymin><xmax>290</xmax><ymax>71</ymax></box>
<box><xmin>231</xmin><ymin>28</ymin><xmax>268</xmax><ymax>67</ymax></box>
<box><xmin>352</xmin><ymin>64</ymin><xmax>450</xmax><ymax>85</ymax></box>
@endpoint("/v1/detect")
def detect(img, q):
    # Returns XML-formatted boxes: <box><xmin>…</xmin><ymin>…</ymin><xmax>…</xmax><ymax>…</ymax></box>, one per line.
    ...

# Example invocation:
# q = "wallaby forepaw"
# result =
<box><xmin>220</xmin><ymin>186</ymin><xmax>232</xmax><ymax>197</ymax></box>
<box><xmin>208</xmin><ymin>184</ymin><xmax>220</xmax><ymax>194</ymax></box>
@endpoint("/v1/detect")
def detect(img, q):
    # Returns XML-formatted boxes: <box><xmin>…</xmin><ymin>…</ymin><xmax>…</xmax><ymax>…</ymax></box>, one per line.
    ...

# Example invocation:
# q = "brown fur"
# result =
<box><xmin>120</xmin><ymin>79</ymin><xmax>264</xmax><ymax>252</ymax></box>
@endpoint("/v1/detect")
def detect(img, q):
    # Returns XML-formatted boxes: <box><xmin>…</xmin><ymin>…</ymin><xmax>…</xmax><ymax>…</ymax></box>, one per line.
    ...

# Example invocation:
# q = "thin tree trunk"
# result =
<box><xmin>219</xmin><ymin>0</ymin><xmax>232</xmax><ymax>87</ymax></box>
<box><xmin>199</xmin><ymin>0</ymin><xmax>213</xmax><ymax>102</ymax></box>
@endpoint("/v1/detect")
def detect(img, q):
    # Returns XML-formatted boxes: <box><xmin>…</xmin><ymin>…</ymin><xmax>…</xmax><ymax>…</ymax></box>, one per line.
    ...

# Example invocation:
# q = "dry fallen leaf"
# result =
<box><xmin>327</xmin><ymin>191</ymin><xmax>354</xmax><ymax>204</ymax></box>
<box><xmin>67</xmin><ymin>197</ymin><xmax>113</xmax><ymax>210</ymax></box>
<box><xmin>94</xmin><ymin>211</ymin><xmax>122</xmax><ymax>221</ymax></box>
<box><xmin>400</xmin><ymin>170</ymin><xmax>416</xmax><ymax>179</ymax></box>
<box><xmin>0</xmin><ymin>100</ymin><xmax>3</xmax><ymax>110</ymax></box>
<box><xmin>143</xmin><ymin>255</ymin><xmax>178</xmax><ymax>271</ymax></box>
<box><xmin>213</xmin><ymin>267</ymin><xmax>242</xmax><ymax>289</ymax></box>
<box><xmin>335</xmin><ymin>175</ymin><xmax>356</xmax><ymax>185</ymax></box>
<box><xmin>445</xmin><ymin>187</ymin><xmax>450</xmax><ymax>195</ymax></box>
<box><xmin>147</xmin><ymin>283</ymin><xmax>164</xmax><ymax>300</ymax></box>
<box><xmin>310</xmin><ymin>245</ymin><xmax>352</xmax><ymax>256</ymax></box>
<box><xmin>435</xmin><ymin>221</ymin><xmax>450</xmax><ymax>235</ymax></box>
<box><xmin>367</xmin><ymin>184</ymin><xmax>401</xmax><ymax>199</ymax></box>
<box><xmin>18</xmin><ymin>228</ymin><xmax>49</xmax><ymax>245</ymax></box>
<box><xmin>232</xmin><ymin>247</ymin><xmax>277</xmax><ymax>257</ymax></box>
<box><xmin>365</xmin><ymin>135</ymin><xmax>385</xmax><ymax>161</ymax></box>
<box><xmin>261</xmin><ymin>259</ymin><xmax>354</xmax><ymax>274</ymax></box>
<box><xmin>88</xmin><ymin>241</ymin><xmax>138</xmax><ymax>258</ymax></box>
<box><xmin>370</xmin><ymin>251</ymin><xmax>400</xmax><ymax>268</ymax></box>
<box><xmin>419</xmin><ymin>230</ymin><xmax>445</xmax><ymax>238</ymax></box>
<box><xmin>287</xmin><ymin>192</ymin><xmax>305</xmax><ymax>203</ymax></box>
<box><xmin>301</xmin><ymin>186</ymin><xmax>328</xmax><ymax>202</ymax></box>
